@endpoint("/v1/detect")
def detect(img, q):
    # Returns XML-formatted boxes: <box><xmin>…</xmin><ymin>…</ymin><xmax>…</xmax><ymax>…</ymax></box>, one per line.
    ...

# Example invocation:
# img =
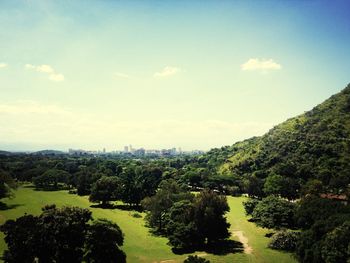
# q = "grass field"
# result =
<box><xmin>0</xmin><ymin>187</ymin><xmax>297</xmax><ymax>263</ymax></box>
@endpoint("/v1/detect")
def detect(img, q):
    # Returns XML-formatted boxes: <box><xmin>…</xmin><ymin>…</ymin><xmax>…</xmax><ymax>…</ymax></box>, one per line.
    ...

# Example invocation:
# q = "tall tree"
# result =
<box><xmin>89</xmin><ymin>176</ymin><xmax>122</xmax><ymax>206</ymax></box>
<box><xmin>84</xmin><ymin>219</ymin><xmax>126</xmax><ymax>263</ymax></box>
<box><xmin>193</xmin><ymin>190</ymin><xmax>231</xmax><ymax>244</ymax></box>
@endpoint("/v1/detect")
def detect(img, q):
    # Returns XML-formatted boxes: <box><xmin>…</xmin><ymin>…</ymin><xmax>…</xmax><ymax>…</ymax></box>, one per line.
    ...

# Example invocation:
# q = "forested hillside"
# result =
<box><xmin>208</xmin><ymin>84</ymin><xmax>350</xmax><ymax>195</ymax></box>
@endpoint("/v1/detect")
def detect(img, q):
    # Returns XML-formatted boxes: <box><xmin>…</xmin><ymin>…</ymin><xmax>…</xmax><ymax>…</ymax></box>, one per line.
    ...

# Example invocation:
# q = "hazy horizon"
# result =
<box><xmin>1</xmin><ymin>0</ymin><xmax>350</xmax><ymax>151</ymax></box>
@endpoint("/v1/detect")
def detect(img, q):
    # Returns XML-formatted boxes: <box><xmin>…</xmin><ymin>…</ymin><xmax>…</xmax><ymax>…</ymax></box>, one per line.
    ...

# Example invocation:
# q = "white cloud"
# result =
<box><xmin>154</xmin><ymin>66</ymin><xmax>181</xmax><ymax>78</ymax></box>
<box><xmin>49</xmin><ymin>73</ymin><xmax>65</xmax><ymax>81</ymax></box>
<box><xmin>0</xmin><ymin>63</ymin><xmax>8</xmax><ymax>68</ymax></box>
<box><xmin>37</xmin><ymin>64</ymin><xmax>54</xmax><ymax>73</ymax></box>
<box><xmin>241</xmin><ymin>58</ymin><xmax>282</xmax><ymax>71</ymax></box>
<box><xmin>25</xmin><ymin>63</ymin><xmax>64</xmax><ymax>81</ymax></box>
<box><xmin>114</xmin><ymin>72</ymin><xmax>130</xmax><ymax>79</ymax></box>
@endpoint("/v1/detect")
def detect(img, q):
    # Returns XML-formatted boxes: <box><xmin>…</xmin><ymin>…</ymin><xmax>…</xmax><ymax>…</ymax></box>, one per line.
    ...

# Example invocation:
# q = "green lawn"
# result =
<box><xmin>0</xmin><ymin>187</ymin><xmax>297</xmax><ymax>263</ymax></box>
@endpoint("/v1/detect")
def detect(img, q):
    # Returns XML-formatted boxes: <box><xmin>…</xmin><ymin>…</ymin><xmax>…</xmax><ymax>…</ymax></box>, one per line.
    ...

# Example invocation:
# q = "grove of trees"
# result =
<box><xmin>0</xmin><ymin>205</ymin><xmax>126</xmax><ymax>263</ymax></box>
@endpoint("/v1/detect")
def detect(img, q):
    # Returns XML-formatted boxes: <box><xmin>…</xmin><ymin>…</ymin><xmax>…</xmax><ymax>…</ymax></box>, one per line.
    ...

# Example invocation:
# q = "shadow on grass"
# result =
<box><xmin>22</xmin><ymin>184</ymin><xmax>35</xmax><ymax>188</ymax></box>
<box><xmin>0</xmin><ymin>202</ymin><xmax>24</xmax><ymax>210</ymax></box>
<box><xmin>172</xmin><ymin>239</ymin><xmax>244</xmax><ymax>255</ymax></box>
<box><xmin>90</xmin><ymin>203</ymin><xmax>142</xmax><ymax>212</ymax></box>
<box><xmin>205</xmin><ymin>239</ymin><xmax>244</xmax><ymax>255</ymax></box>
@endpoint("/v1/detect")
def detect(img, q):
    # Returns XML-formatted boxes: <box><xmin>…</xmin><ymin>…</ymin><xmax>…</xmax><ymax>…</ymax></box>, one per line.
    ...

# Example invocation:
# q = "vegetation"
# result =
<box><xmin>0</xmin><ymin>204</ymin><xmax>125</xmax><ymax>263</ymax></box>
<box><xmin>268</xmin><ymin>231</ymin><xmax>300</xmax><ymax>252</ymax></box>
<box><xmin>1</xmin><ymin>84</ymin><xmax>350</xmax><ymax>262</ymax></box>
<box><xmin>250</xmin><ymin>196</ymin><xmax>296</xmax><ymax>229</ymax></box>
<box><xmin>184</xmin><ymin>255</ymin><xmax>210</xmax><ymax>263</ymax></box>
<box><xmin>142</xmin><ymin>181</ymin><xmax>231</xmax><ymax>252</ymax></box>
<box><xmin>0</xmin><ymin>187</ymin><xmax>297</xmax><ymax>263</ymax></box>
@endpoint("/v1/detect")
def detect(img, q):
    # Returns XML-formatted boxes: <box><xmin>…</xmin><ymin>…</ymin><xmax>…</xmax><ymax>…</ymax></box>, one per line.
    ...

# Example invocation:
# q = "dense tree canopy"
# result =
<box><xmin>89</xmin><ymin>176</ymin><xmax>122</xmax><ymax>205</ymax></box>
<box><xmin>0</xmin><ymin>205</ymin><xmax>126</xmax><ymax>263</ymax></box>
<box><xmin>250</xmin><ymin>196</ymin><xmax>296</xmax><ymax>229</ymax></box>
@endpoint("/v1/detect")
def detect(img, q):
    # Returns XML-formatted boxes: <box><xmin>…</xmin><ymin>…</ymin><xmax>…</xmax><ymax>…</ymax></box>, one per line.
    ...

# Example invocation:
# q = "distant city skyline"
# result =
<box><xmin>1</xmin><ymin>1</ymin><xmax>350</xmax><ymax>151</ymax></box>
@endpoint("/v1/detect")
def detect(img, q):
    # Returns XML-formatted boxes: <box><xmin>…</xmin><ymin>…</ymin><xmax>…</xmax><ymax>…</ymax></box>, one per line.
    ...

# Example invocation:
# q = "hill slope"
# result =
<box><xmin>211</xmin><ymin>84</ymin><xmax>350</xmax><ymax>192</ymax></box>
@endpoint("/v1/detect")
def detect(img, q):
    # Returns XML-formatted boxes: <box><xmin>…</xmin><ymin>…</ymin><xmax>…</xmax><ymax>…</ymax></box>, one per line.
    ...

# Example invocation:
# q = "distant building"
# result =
<box><xmin>124</xmin><ymin>146</ymin><xmax>129</xmax><ymax>152</ymax></box>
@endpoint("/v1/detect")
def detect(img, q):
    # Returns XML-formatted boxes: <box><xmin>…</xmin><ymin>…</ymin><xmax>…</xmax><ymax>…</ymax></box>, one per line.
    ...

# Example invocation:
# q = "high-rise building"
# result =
<box><xmin>124</xmin><ymin>146</ymin><xmax>129</xmax><ymax>152</ymax></box>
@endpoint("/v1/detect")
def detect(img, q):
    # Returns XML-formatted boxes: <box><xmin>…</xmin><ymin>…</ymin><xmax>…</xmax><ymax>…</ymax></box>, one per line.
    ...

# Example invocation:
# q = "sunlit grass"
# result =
<box><xmin>0</xmin><ymin>187</ymin><xmax>296</xmax><ymax>263</ymax></box>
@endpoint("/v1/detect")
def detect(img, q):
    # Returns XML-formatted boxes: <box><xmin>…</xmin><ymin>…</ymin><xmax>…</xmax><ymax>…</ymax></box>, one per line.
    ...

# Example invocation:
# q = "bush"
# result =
<box><xmin>268</xmin><ymin>230</ymin><xmax>300</xmax><ymax>251</ymax></box>
<box><xmin>243</xmin><ymin>198</ymin><xmax>260</xmax><ymax>215</ymax></box>
<box><xmin>132</xmin><ymin>212</ymin><xmax>142</xmax><ymax>218</ymax></box>
<box><xmin>251</xmin><ymin>195</ymin><xmax>296</xmax><ymax>229</ymax></box>
<box><xmin>184</xmin><ymin>255</ymin><xmax>210</xmax><ymax>263</ymax></box>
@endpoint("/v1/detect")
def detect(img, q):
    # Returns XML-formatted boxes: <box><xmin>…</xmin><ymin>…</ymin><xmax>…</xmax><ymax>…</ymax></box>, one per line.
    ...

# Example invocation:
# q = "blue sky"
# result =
<box><xmin>0</xmin><ymin>0</ymin><xmax>350</xmax><ymax>151</ymax></box>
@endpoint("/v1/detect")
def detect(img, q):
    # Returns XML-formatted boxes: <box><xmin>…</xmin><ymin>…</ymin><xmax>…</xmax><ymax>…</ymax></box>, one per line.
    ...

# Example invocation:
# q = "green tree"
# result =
<box><xmin>84</xmin><ymin>219</ymin><xmax>126</xmax><ymax>263</ymax></box>
<box><xmin>166</xmin><ymin>200</ymin><xmax>199</xmax><ymax>250</ymax></box>
<box><xmin>193</xmin><ymin>190</ymin><xmax>230</xmax><ymax>244</ymax></box>
<box><xmin>0</xmin><ymin>215</ymin><xmax>38</xmax><ymax>263</ymax></box>
<box><xmin>89</xmin><ymin>176</ymin><xmax>121</xmax><ymax>206</ymax></box>
<box><xmin>251</xmin><ymin>195</ymin><xmax>295</xmax><ymax>229</ymax></box>
<box><xmin>243</xmin><ymin>175</ymin><xmax>265</xmax><ymax>198</ymax></box>
<box><xmin>263</xmin><ymin>174</ymin><xmax>283</xmax><ymax>196</ymax></box>
<box><xmin>33</xmin><ymin>169</ymin><xmax>70</xmax><ymax>190</ymax></box>
<box><xmin>184</xmin><ymin>255</ymin><xmax>210</xmax><ymax>263</ymax></box>
<box><xmin>142</xmin><ymin>179</ymin><xmax>192</xmax><ymax>232</ymax></box>
<box><xmin>0</xmin><ymin>170</ymin><xmax>16</xmax><ymax>200</ymax></box>
<box><xmin>321</xmin><ymin>221</ymin><xmax>350</xmax><ymax>263</ymax></box>
<box><xmin>1</xmin><ymin>205</ymin><xmax>92</xmax><ymax>263</ymax></box>
<box><xmin>1</xmin><ymin>205</ymin><xmax>126</xmax><ymax>263</ymax></box>
<box><xmin>243</xmin><ymin>198</ymin><xmax>260</xmax><ymax>216</ymax></box>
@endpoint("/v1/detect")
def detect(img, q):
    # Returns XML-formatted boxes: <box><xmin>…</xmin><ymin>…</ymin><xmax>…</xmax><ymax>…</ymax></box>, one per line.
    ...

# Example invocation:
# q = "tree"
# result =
<box><xmin>243</xmin><ymin>175</ymin><xmax>265</xmax><ymax>198</ymax></box>
<box><xmin>295</xmin><ymin>214</ymin><xmax>350</xmax><ymax>263</ymax></box>
<box><xmin>0</xmin><ymin>215</ymin><xmax>38</xmax><ymax>263</ymax></box>
<box><xmin>33</xmin><ymin>169</ymin><xmax>70</xmax><ymax>190</ymax></box>
<box><xmin>166</xmin><ymin>200</ymin><xmax>200</xmax><ymax>250</ymax></box>
<box><xmin>321</xmin><ymin>221</ymin><xmax>350</xmax><ymax>263</ymax></box>
<box><xmin>251</xmin><ymin>195</ymin><xmax>295</xmax><ymax>229</ymax></box>
<box><xmin>301</xmin><ymin>179</ymin><xmax>323</xmax><ymax>196</ymax></box>
<box><xmin>263</xmin><ymin>174</ymin><xmax>283</xmax><ymax>196</ymax></box>
<box><xmin>243</xmin><ymin>198</ymin><xmax>260</xmax><ymax>216</ymax></box>
<box><xmin>0</xmin><ymin>170</ymin><xmax>16</xmax><ymax>200</ymax></box>
<box><xmin>294</xmin><ymin>195</ymin><xmax>349</xmax><ymax>229</ymax></box>
<box><xmin>76</xmin><ymin>170</ymin><xmax>93</xmax><ymax>196</ymax></box>
<box><xmin>1</xmin><ymin>205</ymin><xmax>92</xmax><ymax>263</ymax></box>
<box><xmin>184</xmin><ymin>255</ymin><xmax>210</xmax><ymax>263</ymax></box>
<box><xmin>142</xmin><ymin>179</ymin><xmax>193</xmax><ymax>232</ymax></box>
<box><xmin>36</xmin><ymin>205</ymin><xmax>92</xmax><ymax>262</ymax></box>
<box><xmin>84</xmin><ymin>219</ymin><xmax>126</xmax><ymax>263</ymax></box>
<box><xmin>120</xmin><ymin>166</ymin><xmax>162</xmax><ymax>207</ymax></box>
<box><xmin>268</xmin><ymin>230</ymin><xmax>300</xmax><ymax>251</ymax></box>
<box><xmin>89</xmin><ymin>176</ymin><xmax>121</xmax><ymax>206</ymax></box>
<box><xmin>193</xmin><ymin>190</ymin><xmax>231</xmax><ymax>244</ymax></box>
<box><xmin>1</xmin><ymin>205</ymin><xmax>126</xmax><ymax>263</ymax></box>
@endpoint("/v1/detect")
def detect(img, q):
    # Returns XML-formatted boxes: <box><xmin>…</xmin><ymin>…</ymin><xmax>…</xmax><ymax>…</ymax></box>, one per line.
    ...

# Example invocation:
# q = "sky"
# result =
<box><xmin>1</xmin><ymin>0</ymin><xmax>350</xmax><ymax>152</ymax></box>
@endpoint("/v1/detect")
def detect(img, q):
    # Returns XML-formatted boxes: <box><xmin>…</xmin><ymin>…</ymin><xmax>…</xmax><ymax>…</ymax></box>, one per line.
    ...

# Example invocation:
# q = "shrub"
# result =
<box><xmin>184</xmin><ymin>255</ymin><xmax>210</xmax><ymax>263</ymax></box>
<box><xmin>268</xmin><ymin>230</ymin><xmax>300</xmax><ymax>251</ymax></box>
<box><xmin>251</xmin><ymin>195</ymin><xmax>296</xmax><ymax>229</ymax></box>
<box><xmin>132</xmin><ymin>212</ymin><xmax>142</xmax><ymax>218</ymax></box>
<box><xmin>243</xmin><ymin>198</ymin><xmax>260</xmax><ymax>215</ymax></box>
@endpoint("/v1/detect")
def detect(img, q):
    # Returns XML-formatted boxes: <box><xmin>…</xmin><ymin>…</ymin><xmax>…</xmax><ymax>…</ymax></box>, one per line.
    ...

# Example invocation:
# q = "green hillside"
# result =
<box><xmin>214</xmin><ymin>84</ymin><xmax>350</xmax><ymax>194</ymax></box>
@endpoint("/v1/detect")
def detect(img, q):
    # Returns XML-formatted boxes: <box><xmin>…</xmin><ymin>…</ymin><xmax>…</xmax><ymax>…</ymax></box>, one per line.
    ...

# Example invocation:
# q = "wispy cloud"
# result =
<box><xmin>114</xmin><ymin>72</ymin><xmax>130</xmax><ymax>79</ymax></box>
<box><xmin>0</xmin><ymin>100</ymin><xmax>274</xmax><ymax>151</ymax></box>
<box><xmin>25</xmin><ymin>64</ymin><xmax>65</xmax><ymax>81</ymax></box>
<box><xmin>0</xmin><ymin>63</ymin><xmax>8</xmax><ymax>68</ymax></box>
<box><xmin>241</xmin><ymin>58</ymin><xmax>281</xmax><ymax>72</ymax></box>
<box><xmin>154</xmin><ymin>66</ymin><xmax>181</xmax><ymax>78</ymax></box>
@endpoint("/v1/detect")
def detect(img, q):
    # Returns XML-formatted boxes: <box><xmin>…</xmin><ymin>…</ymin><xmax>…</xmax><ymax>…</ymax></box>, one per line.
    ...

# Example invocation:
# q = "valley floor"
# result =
<box><xmin>0</xmin><ymin>187</ymin><xmax>296</xmax><ymax>263</ymax></box>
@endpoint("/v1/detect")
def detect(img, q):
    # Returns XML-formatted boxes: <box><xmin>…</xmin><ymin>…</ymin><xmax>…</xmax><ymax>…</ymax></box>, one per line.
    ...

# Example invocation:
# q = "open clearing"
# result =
<box><xmin>0</xmin><ymin>187</ymin><xmax>296</xmax><ymax>263</ymax></box>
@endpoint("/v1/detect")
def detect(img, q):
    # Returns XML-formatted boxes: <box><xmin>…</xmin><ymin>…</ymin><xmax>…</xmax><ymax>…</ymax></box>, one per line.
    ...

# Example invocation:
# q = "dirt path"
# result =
<box><xmin>232</xmin><ymin>230</ymin><xmax>253</xmax><ymax>254</ymax></box>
